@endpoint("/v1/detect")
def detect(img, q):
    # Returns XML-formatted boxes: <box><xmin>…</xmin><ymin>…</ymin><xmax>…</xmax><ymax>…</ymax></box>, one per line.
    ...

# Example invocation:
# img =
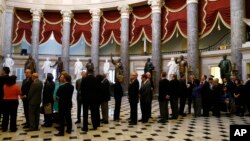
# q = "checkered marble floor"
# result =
<box><xmin>0</xmin><ymin>92</ymin><xmax>249</xmax><ymax>141</ymax></box>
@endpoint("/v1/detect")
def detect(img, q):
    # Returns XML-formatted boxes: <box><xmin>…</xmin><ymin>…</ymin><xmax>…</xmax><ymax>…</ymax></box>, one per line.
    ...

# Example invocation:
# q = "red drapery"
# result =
<box><xmin>12</xmin><ymin>10</ymin><xmax>32</xmax><ymax>45</ymax></box>
<box><xmin>129</xmin><ymin>5</ymin><xmax>152</xmax><ymax>46</ymax></box>
<box><xmin>40</xmin><ymin>12</ymin><xmax>62</xmax><ymax>44</ymax></box>
<box><xmin>100</xmin><ymin>10</ymin><xmax>121</xmax><ymax>47</ymax></box>
<box><xmin>70</xmin><ymin>12</ymin><xmax>91</xmax><ymax>46</ymax></box>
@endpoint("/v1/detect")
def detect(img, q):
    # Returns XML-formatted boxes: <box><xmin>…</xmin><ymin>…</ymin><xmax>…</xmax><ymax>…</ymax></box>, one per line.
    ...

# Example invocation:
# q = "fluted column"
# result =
<box><xmin>187</xmin><ymin>0</ymin><xmax>199</xmax><ymax>78</ymax></box>
<box><xmin>118</xmin><ymin>5</ymin><xmax>132</xmax><ymax>93</ymax></box>
<box><xmin>30</xmin><ymin>9</ymin><xmax>42</xmax><ymax>72</ymax></box>
<box><xmin>231</xmin><ymin>0</ymin><xmax>246</xmax><ymax>78</ymax></box>
<box><xmin>61</xmin><ymin>10</ymin><xmax>73</xmax><ymax>72</ymax></box>
<box><xmin>90</xmin><ymin>8</ymin><xmax>102</xmax><ymax>75</ymax></box>
<box><xmin>3</xmin><ymin>6</ymin><xmax>14</xmax><ymax>56</ymax></box>
<box><xmin>148</xmin><ymin>0</ymin><xmax>164</xmax><ymax>94</ymax></box>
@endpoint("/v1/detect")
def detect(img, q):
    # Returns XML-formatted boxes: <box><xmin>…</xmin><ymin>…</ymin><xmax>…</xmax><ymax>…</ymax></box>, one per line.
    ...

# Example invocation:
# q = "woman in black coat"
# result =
<box><xmin>42</xmin><ymin>73</ymin><xmax>55</xmax><ymax>127</ymax></box>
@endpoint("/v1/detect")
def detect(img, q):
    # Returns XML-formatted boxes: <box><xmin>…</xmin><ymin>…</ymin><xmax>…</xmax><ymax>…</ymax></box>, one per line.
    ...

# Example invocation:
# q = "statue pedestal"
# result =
<box><xmin>240</xmin><ymin>41</ymin><xmax>250</xmax><ymax>81</ymax></box>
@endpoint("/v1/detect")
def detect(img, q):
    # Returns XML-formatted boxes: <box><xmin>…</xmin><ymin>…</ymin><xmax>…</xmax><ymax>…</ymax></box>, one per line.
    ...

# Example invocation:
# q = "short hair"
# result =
<box><xmin>172</xmin><ymin>74</ymin><xmax>177</xmax><ymax>79</ymax></box>
<box><xmin>141</xmin><ymin>74</ymin><xmax>147</xmax><ymax>79</ymax></box>
<box><xmin>64</xmin><ymin>73</ymin><xmax>72</xmax><ymax>83</ymax></box>
<box><xmin>247</xmin><ymin>74</ymin><xmax>250</xmax><ymax>78</ymax></box>
<box><xmin>2</xmin><ymin>67</ymin><xmax>10</xmax><ymax>75</ymax></box>
<box><xmin>203</xmin><ymin>75</ymin><xmax>207</xmax><ymax>80</ymax></box>
<box><xmin>46</xmin><ymin>73</ymin><xmax>54</xmax><ymax>82</ymax></box>
<box><xmin>161</xmin><ymin>72</ymin><xmax>167</xmax><ymax>77</ymax></box>
<box><xmin>6</xmin><ymin>75</ymin><xmax>17</xmax><ymax>86</ymax></box>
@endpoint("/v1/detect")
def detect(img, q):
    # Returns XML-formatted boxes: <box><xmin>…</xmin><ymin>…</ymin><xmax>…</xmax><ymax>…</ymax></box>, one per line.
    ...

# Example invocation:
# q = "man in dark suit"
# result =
<box><xmin>54</xmin><ymin>73</ymin><xmax>74</xmax><ymax>136</ymax></box>
<box><xmin>179</xmin><ymin>74</ymin><xmax>187</xmax><ymax>116</ymax></box>
<box><xmin>0</xmin><ymin>67</ymin><xmax>10</xmax><ymax>122</ymax></box>
<box><xmin>200</xmin><ymin>74</ymin><xmax>211</xmax><ymax>117</ymax></box>
<box><xmin>81</xmin><ymin>70</ymin><xmax>100</xmax><ymax>132</ymax></box>
<box><xmin>128</xmin><ymin>72</ymin><xmax>139</xmax><ymax>125</ymax></box>
<box><xmin>158</xmin><ymin>72</ymin><xmax>170</xmax><ymax>123</ymax></box>
<box><xmin>139</xmin><ymin>74</ymin><xmax>151</xmax><ymax>123</ymax></box>
<box><xmin>245</xmin><ymin>74</ymin><xmax>250</xmax><ymax>116</ymax></box>
<box><xmin>169</xmin><ymin>74</ymin><xmax>179</xmax><ymax>119</ymax></box>
<box><xmin>21</xmin><ymin>69</ymin><xmax>33</xmax><ymax>128</ymax></box>
<box><xmin>100</xmin><ymin>74</ymin><xmax>111</xmax><ymax>124</ymax></box>
<box><xmin>27</xmin><ymin>73</ymin><xmax>43</xmax><ymax>131</ymax></box>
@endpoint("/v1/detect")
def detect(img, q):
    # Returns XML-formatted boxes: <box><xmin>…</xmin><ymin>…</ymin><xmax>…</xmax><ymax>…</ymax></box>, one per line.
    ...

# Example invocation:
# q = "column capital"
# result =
<box><xmin>148</xmin><ymin>0</ymin><xmax>164</xmax><ymax>13</ymax></box>
<box><xmin>5</xmin><ymin>6</ymin><xmax>14</xmax><ymax>13</ymax></box>
<box><xmin>89</xmin><ymin>8</ymin><xmax>102</xmax><ymax>22</ymax></box>
<box><xmin>61</xmin><ymin>10</ymin><xmax>73</xmax><ymax>23</ymax></box>
<box><xmin>118</xmin><ymin>5</ymin><xmax>132</xmax><ymax>19</ymax></box>
<box><xmin>30</xmin><ymin>9</ymin><xmax>43</xmax><ymax>22</ymax></box>
<box><xmin>187</xmin><ymin>0</ymin><xmax>198</xmax><ymax>5</ymax></box>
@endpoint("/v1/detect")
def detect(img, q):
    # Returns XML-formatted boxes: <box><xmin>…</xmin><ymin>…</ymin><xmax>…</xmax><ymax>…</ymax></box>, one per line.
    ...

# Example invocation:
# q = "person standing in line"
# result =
<box><xmin>21</xmin><ymin>69</ymin><xmax>33</xmax><ymax>128</ymax></box>
<box><xmin>169</xmin><ymin>74</ymin><xmax>180</xmax><ymax>119</ymax></box>
<box><xmin>27</xmin><ymin>73</ymin><xmax>43</xmax><ymax>131</ymax></box>
<box><xmin>81</xmin><ymin>70</ymin><xmax>101</xmax><ymax>132</ymax></box>
<box><xmin>0</xmin><ymin>67</ymin><xmax>10</xmax><ymax>123</ymax></box>
<box><xmin>139</xmin><ymin>74</ymin><xmax>151</xmax><ymax>123</ymax></box>
<box><xmin>158</xmin><ymin>72</ymin><xmax>170</xmax><ymax>123</ymax></box>
<box><xmin>128</xmin><ymin>72</ymin><xmax>139</xmax><ymax>125</ymax></box>
<box><xmin>75</xmin><ymin>71</ymin><xmax>86</xmax><ymax>124</ymax></box>
<box><xmin>2</xmin><ymin>75</ymin><xmax>22</xmax><ymax>132</ymax></box>
<box><xmin>192</xmin><ymin>79</ymin><xmax>202</xmax><ymax>117</ymax></box>
<box><xmin>187</xmin><ymin>74</ymin><xmax>195</xmax><ymax>114</ymax></box>
<box><xmin>54</xmin><ymin>73</ymin><xmax>74</xmax><ymax>136</ymax></box>
<box><xmin>146</xmin><ymin>72</ymin><xmax>154</xmax><ymax>118</ymax></box>
<box><xmin>245</xmin><ymin>74</ymin><xmax>250</xmax><ymax>116</ymax></box>
<box><xmin>42</xmin><ymin>73</ymin><xmax>55</xmax><ymax>127</ymax></box>
<box><xmin>113</xmin><ymin>79</ymin><xmax>123</xmax><ymax>122</ymax></box>
<box><xmin>179</xmin><ymin>74</ymin><xmax>187</xmax><ymax>116</ymax></box>
<box><xmin>234</xmin><ymin>79</ymin><xmax>245</xmax><ymax>117</ymax></box>
<box><xmin>200</xmin><ymin>75</ymin><xmax>212</xmax><ymax>117</ymax></box>
<box><xmin>100</xmin><ymin>74</ymin><xmax>111</xmax><ymax>124</ymax></box>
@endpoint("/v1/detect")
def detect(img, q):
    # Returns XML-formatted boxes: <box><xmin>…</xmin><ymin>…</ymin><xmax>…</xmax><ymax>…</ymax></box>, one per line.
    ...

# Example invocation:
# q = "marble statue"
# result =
<box><xmin>24</xmin><ymin>55</ymin><xmax>36</xmax><ymax>73</ymax></box>
<box><xmin>103</xmin><ymin>59</ymin><xmax>110</xmax><ymax>74</ymax></box>
<box><xmin>167</xmin><ymin>57</ymin><xmax>178</xmax><ymax>80</ymax></box>
<box><xmin>218</xmin><ymin>55</ymin><xmax>232</xmax><ymax>80</ymax></box>
<box><xmin>41</xmin><ymin>57</ymin><xmax>52</xmax><ymax>78</ymax></box>
<box><xmin>111</xmin><ymin>54</ymin><xmax>124</xmax><ymax>82</ymax></box>
<box><xmin>85</xmin><ymin>59</ymin><xmax>94</xmax><ymax>72</ymax></box>
<box><xmin>3</xmin><ymin>54</ymin><xmax>14</xmax><ymax>75</ymax></box>
<box><xmin>144</xmin><ymin>58</ymin><xmax>154</xmax><ymax>74</ymax></box>
<box><xmin>74</xmin><ymin>58</ymin><xmax>83</xmax><ymax>79</ymax></box>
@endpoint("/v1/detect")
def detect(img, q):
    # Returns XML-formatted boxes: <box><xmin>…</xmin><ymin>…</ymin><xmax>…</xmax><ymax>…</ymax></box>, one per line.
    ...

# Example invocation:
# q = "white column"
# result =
<box><xmin>3</xmin><ymin>6</ymin><xmax>14</xmax><ymax>56</ymax></box>
<box><xmin>30</xmin><ymin>9</ymin><xmax>42</xmax><ymax>72</ymax></box>
<box><xmin>90</xmin><ymin>8</ymin><xmax>102</xmax><ymax>75</ymax></box>
<box><xmin>148</xmin><ymin>0</ymin><xmax>164</xmax><ymax>94</ymax></box>
<box><xmin>61</xmin><ymin>10</ymin><xmax>73</xmax><ymax>72</ymax></box>
<box><xmin>118</xmin><ymin>5</ymin><xmax>132</xmax><ymax>93</ymax></box>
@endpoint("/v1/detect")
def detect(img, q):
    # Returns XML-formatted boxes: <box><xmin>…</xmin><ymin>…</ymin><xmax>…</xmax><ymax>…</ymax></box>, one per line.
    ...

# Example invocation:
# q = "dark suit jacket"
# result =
<box><xmin>169</xmin><ymin>79</ymin><xmax>180</xmax><ymax>99</ymax></box>
<box><xmin>42</xmin><ymin>81</ymin><xmax>55</xmax><ymax>104</ymax></box>
<box><xmin>81</xmin><ymin>74</ymin><xmax>100</xmax><ymax>104</ymax></box>
<box><xmin>179</xmin><ymin>79</ymin><xmax>187</xmax><ymax>98</ymax></box>
<box><xmin>27</xmin><ymin>79</ymin><xmax>43</xmax><ymax>105</ymax></box>
<box><xmin>21</xmin><ymin>78</ymin><xmax>33</xmax><ymax>97</ymax></box>
<box><xmin>100</xmin><ymin>78</ymin><xmax>111</xmax><ymax>102</ymax></box>
<box><xmin>57</xmin><ymin>82</ymin><xmax>74</xmax><ymax>108</ymax></box>
<box><xmin>201</xmin><ymin>81</ymin><xmax>211</xmax><ymax>98</ymax></box>
<box><xmin>114</xmin><ymin>82</ymin><xmax>123</xmax><ymax>100</ymax></box>
<box><xmin>139</xmin><ymin>80</ymin><xmax>151</xmax><ymax>103</ymax></box>
<box><xmin>128</xmin><ymin>79</ymin><xmax>139</xmax><ymax>103</ymax></box>
<box><xmin>158</xmin><ymin>78</ymin><xmax>170</xmax><ymax>102</ymax></box>
<box><xmin>245</xmin><ymin>80</ymin><xmax>250</xmax><ymax>100</ymax></box>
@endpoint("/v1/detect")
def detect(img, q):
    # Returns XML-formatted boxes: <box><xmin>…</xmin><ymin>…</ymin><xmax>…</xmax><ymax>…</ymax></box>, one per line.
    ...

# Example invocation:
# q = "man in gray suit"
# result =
<box><xmin>27</xmin><ymin>73</ymin><xmax>43</xmax><ymax>131</ymax></box>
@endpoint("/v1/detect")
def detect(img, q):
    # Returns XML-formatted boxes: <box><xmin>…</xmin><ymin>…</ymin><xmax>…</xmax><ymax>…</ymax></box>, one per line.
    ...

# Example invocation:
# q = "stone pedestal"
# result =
<box><xmin>90</xmin><ymin>8</ymin><xmax>102</xmax><ymax>75</ymax></box>
<box><xmin>187</xmin><ymin>0</ymin><xmax>199</xmax><ymax>78</ymax></box>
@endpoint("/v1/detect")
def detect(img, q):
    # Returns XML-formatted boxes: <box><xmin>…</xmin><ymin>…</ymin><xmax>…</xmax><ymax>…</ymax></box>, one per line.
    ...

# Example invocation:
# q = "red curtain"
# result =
<box><xmin>12</xmin><ymin>10</ymin><xmax>32</xmax><ymax>45</ymax></box>
<box><xmin>40</xmin><ymin>12</ymin><xmax>62</xmax><ymax>44</ymax></box>
<box><xmin>129</xmin><ymin>5</ymin><xmax>152</xmax><ymax>46</ymax></box>
<box><xmin>70</xmin><ymin>13</ymin><xmax>91</xmax><ymax>46</ymax></box>
<box><xmin>100</xmin><ymin>10</ymin><xmax>121</xmax><ymax>47</ymax></box>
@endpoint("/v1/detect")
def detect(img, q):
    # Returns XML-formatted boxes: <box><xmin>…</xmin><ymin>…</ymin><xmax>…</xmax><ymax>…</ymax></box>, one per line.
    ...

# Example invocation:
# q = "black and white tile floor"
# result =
<box><xmin>0</xmin><ymin>93</ymin><xmax>249</xmax><ymax>141</ymax></box>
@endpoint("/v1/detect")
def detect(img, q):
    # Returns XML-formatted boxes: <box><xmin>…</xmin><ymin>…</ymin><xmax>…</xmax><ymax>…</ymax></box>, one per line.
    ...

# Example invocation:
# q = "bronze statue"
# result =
<box><xmin>24</xmin><ymin>55</ymin><xmax>36</xmax><ymax>73</ymax></box>
<box><xmin>144</xmin><ymin>58</ymin><xmax>154</xmax><ymax>74</ymax></box>
<box><xmin>52</xmin><ymin>57</ymin><xmax>64</xmax><ymax>80</ymax></box>
<box><xmin>85</xmin><ymin>59</ymin><xmax>94</xmax><ymax>72</ymax></box>
<box><xmin>177</xmin><ymin>55</ymin><xmax>188</xmax><ymax>77</ymax></box>
<box><xmin>218</xmin><ymin>55</ymin><xmax>232</xmax><ymax>80</ymax></box>
<box><xmin>111</xmin><ymin>54</ymin><xmax>124</xmax><ymax>82</ymax></box>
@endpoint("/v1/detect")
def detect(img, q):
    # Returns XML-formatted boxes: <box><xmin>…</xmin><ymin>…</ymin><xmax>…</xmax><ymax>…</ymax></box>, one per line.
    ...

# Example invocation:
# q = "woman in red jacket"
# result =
<box><xmin>2</xmin><ymin>75</ymin><xmax>22</xmax><ymax>132</ymax></box>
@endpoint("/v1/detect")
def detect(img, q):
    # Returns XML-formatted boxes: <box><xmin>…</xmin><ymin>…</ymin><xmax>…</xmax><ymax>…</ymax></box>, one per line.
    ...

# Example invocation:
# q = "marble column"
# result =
<box><xmin>0</xmin><ymin>7</ymin><xmax>3</xmax><ymax>55</ymax></box>
<box><xmin>61</xmin><ymin>10</ymin><xmax>73</xmax><ymax>72</ymax></box>
<box><xmin>90</xmin><ymin>8</ymin><xmax>102</xmax><ymax>75</ymax></box>
<box><xmin>30</xmin><ymin>9</ymin><xmax>42</xmax><ymax>72</ymax></box>
<box><xmin>3</xmin><ymin>6</ymin><xmax>14</xmax><ymax>56</ymax></box>
<box><xmin>230</xmin><ymin>0</ymin><xmax>246</xmax><ymax>79</ymax></box>
<box><xmin>118</xmin><ymin>5</ymin><xmax>132</xmax><ymax>93</ymax></box>
<box><xmin>187</xmin><ymin>0</ymin><xmax>199</xmax><ymax>78</ymax></box>
<box><xmin>148</xmin><ymin>0</ymin><xmax>164</xmax><ymax>94</ymax></box>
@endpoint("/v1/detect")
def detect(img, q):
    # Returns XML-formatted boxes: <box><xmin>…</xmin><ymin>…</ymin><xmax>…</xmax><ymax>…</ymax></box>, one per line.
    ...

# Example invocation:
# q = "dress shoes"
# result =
<box><xmin>54</xmin><ymin>132</ymin><xmax>64</xmax><ymax>136</ymax></box>
<box><xmin>81</xmin><ymin>128</ymin><xmax>88</xmax><ymax>132</ymax></box>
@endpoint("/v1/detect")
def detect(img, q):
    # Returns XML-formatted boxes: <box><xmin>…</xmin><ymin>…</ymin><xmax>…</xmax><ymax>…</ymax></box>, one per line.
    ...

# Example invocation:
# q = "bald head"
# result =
<box><xmin>130</xmin><ymin>72</ymin><xmax>138</xmax><ymax>80</ymax></box>
<box><xmin>32</xmin><ymin>73</ymin><xmax>39</xmax><ymax>80</ymax></box>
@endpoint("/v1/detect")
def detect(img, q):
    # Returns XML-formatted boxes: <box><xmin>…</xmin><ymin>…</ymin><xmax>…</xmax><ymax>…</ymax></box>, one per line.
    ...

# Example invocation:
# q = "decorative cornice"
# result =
<box><xmin>89</xmin><ymin>8</ymin><xmax>102</xmax><ymax>22</ymax></box>
<box><xmin>187</xmin><ymin>0</ymin><xmax>198</xmax><ymax>5</ymax></box>
<box><xmin>30</xmin><ymin>9</ymin><xmax>43</xmax><ymax>22</ymax></box>
<box><xmin>148</xmin><ymin>0</ymin><xmax>164</xmax><ymax>13</ymax></box>
<box><xmin>118</xmin><ymin>5</ymin><xmax>132</xmax><ymax>19</ymax></box>
<box><xmin>5</xmin><ymin>6</ymin><xmax>14</xmax><ymax>13</ymax></box>
<box><xmin>61</xmin><ymin>10</ymin><xmax>73</xmax><ymax>23</ymax></box>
